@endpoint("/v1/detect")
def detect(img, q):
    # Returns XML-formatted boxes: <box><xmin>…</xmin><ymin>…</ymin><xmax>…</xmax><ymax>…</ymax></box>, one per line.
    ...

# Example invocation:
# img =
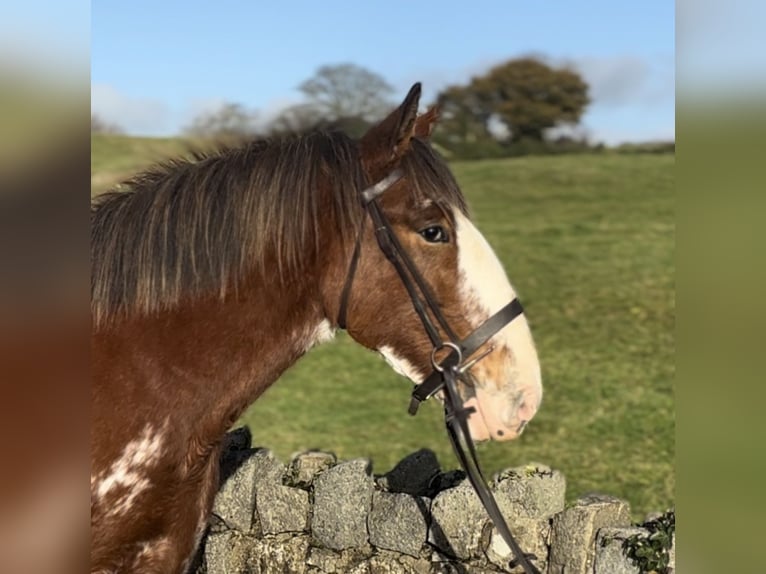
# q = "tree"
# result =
<box><xmin>184</xmin><ymin>103</ymin><xmax>258</xmax><ymax>138</ymax></box>
<box><xmin>298</xmin><ymin>63</ymin><xmax>394</xmax><ymax>125</ymax></box>
<box><xmin>473</xmin><ymin>57</ymin><xmax>590</xmax><ymax>142</ymax></box>
<box><xmin>268</xmin><ymin>103</ymin><xmax>373</xmax><ymax>138</ymax></box>
<box><xmin>266</xmin><ymin>64</ymin><xmax>395</xmax><ymax>138</ymax></box>
<box><xmin>435</xmin><ymin>57</ymin><xmax>590</xmax><ymax>147</ymax></box>
<box><xmin>435</xmin><ymin>85</ymin><xmax>494</xmax><ymax>145</ymax></box>
<box><xmin>268</xmin><ymin>103</ymin><xmax>322</xmax><ymax>135</ymax></box>
<box><xmin>91</xmin><ymin>114</ymin><xmax>123</xmax><ymax>134</ymax></box>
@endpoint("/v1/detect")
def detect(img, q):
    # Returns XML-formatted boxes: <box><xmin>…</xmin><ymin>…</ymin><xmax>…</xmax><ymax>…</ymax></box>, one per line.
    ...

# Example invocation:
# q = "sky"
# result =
<box><xmin>91</xmin><ymin>1</ymin><xmax>676</xmax><ymax>145</ymax></box>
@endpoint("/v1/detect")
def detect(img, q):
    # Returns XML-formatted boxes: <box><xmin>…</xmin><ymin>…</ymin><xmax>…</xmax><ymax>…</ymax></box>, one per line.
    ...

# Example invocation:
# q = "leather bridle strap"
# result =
<box><xmin>441</xmin><ymin>364</ymin><xmax>541</xmax><ymax>574</ymax></box>
<box><xmin>336</xmin><ymin>230</ymin><xmax>363</xmax><ymax>330</ymax></box>
<box><xmin>366</xmin><ymin>197</ymin><xmax>460</xmax><ymax>344</ymax></box>
<box><xmin>338</xmin><ymin>169</ymin><xmax>412</xmax><ymax>329</ymax></box>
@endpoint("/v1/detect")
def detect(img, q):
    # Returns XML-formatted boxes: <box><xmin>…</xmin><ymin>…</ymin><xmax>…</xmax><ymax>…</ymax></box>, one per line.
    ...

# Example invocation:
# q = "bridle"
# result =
<box><xmin>337</xmin><ymin>168</ymin><xmax>541</xmax><ymax>574</ymax></box>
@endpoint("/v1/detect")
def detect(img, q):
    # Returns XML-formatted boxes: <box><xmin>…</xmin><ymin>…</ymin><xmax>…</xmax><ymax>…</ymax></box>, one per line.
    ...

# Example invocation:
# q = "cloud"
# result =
<box><xmin>92</xmin><ymin>53</ymin><xmax>674</xmax><ymax>144</ymax></box>
<box><xmin>398</xmin><ymin>53</ymin><xmax>674</xmax><ymax>112</ymax></box>
<box><xmin>91</xmin><ymin>84</ymin><xmax>170</xmax><ymax>135</ymax></box>
<box><xmin>175</xmin><ymin>96</ymin><xmax>302</xmax><ymax>134</ymax></box>
<box><xmin>398</xmin><ymin>54</ymin><xmax>674</xmax><ymax>144</ymax></box>
<box><xmin>182</xmin><ymin>97</ymin><xmax>229</xmax><ymax>120</ymax></box>
<box><xmin>253</xmin><ymin>97</ymin><xmax>302</xmax><ymax>130</ymax></box>
<box><xmin>176</xmin><ymin>97</ymin><xmax>229</xmax><ymax>132</ymax></box>
<box><xmin>395</xmin><ymin>59</ymin><xmax>501</xmax><ymax>106</ymax></box>
<box><xmin>91</xmin><ymin>86</ymin><xmax>305</xmax><ymax>136</ymax></box>
<box><xmin>569</xmin><ymin>56</ymin><xmax>653</xmax><ymax>107</ymax></box>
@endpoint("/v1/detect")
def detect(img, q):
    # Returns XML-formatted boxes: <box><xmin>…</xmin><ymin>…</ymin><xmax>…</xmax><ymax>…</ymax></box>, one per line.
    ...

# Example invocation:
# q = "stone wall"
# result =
<box><xmin>193</xmin><ymin>428</ymin><xmax>674</xmax><ymax>574</ymax></box>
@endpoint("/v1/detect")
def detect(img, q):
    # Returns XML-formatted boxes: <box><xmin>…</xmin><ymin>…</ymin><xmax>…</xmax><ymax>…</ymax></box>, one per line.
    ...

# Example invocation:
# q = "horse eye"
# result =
<box><xmin>419</xmin><ymin>225</ymin><xmax>449</xmax><ymax>243</ymax></box>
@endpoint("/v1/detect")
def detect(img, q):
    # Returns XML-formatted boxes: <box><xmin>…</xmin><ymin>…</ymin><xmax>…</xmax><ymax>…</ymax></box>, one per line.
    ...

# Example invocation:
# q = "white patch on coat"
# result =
<box><xmin>92</xmin><ymin>422</ymin><xmax>166</xmax><ymax>516</ymax></box>
<box><xmin>378</xmin><ymin>345</ymin><xmax>425</xmax><ymax>383</ymax></box>
<box><xmin>302</xmin><ymin>319</ymin><xmax>336</xmax><ymax>352</ymax></box>
<box><xmin>454</xmin><ymin>211</ymin><xmax>542</xmax><ymax>398</ymax></box>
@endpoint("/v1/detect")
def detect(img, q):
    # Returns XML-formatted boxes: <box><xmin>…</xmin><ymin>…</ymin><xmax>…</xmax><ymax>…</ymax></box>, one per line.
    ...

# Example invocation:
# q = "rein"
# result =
<box><xmin>337</xmin><ymin>169</ymin><xmax>541</xmax><ymax>574</ymax></box>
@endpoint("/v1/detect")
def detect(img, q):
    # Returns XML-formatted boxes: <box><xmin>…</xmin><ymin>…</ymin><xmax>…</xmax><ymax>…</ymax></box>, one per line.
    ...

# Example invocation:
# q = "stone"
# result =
<box><xmin>306</xmin><ymin>547</ymin><xmax>340</xmax><ymax>572</ymax></box>
<box><xmin>251</xmin><ymin>448</ymin><xmax>286</xmax><ymax>488</ymax></box>
<box><xmin>306</xmin><ymin>545</ymin><xmax>373</xmax><ymax>573</ymax></box>
<box><xmin>246</xmin><ymin>534</ymin><xmax>310</xmax><ymax>574</ymax></box>
<box><xmin>484</xmin><ymin>516</ymin><xmax>550</xmax><ymax>574</ymax></box>
<box><xmin>548</xmin><ymin>493</ymin><xmax>632</xmax><ymax>574</ymax></box>
<box><xmin>376</xmin><ymin>449</ymin><xmax>442</xmax><ymax>497</ymax></box>
<box><xmin>593</xmin><ymin>527</ymin><xmax>646</xmax><ymax>574</ymax></box>
<box><xmin>248</xmin><ymin>450</ymin><xmax>308</xmax><ymax>534</ymax></box>
<box><xmin>430</xmin><ymin>558</ymin><xmax>496</xmax><ymax>574</ymax></box>
<box><xmin>368</xmin><ymin>491</ymin><xmax>429</xmax><ymax>557</ymax></box>
<box><xmin>257</xmin><ymin>484</ymin><xmax>310</xmax><ymax>534</ymax></box>
<box><xmin>211</xmin><ymin>449</ymin><xmax>260</xmax><ymax>532</ymax></box>
<box><xmin>347</xmin><ymin>563</ymin><xmax>372</xmax><ymax>574</ymax></box>
<box><xmin>478</xmin><ymin>463</ymin><xmax>564</xmax><ymax>573</ymax></box>
<box><xmin>366</xmin><ymin>549</ymin><xmax>433</xmax><ymax>573</ymax></box>
<box><xmin>428</xmin><ymin>480</ymin><xmax>487</xmax><ymax>560</ymax></box>
<box><xmin>429</xmin><ymin>469</ymin><xmax>467</xmax><ymax>494</ymax></box>
<box><xmin>211</xmin><ymin>447</ymin><xmax>285</xmax><ymax>533</ymax></box>
<box><xmin>492</xmin><ymin>463</ymin><xmax>566</xmax><ymax>520</ymax></box>
<box><xmin>312</xmin><ymin>458</ymin><xmax>374</xmax><ymax>550</ymax></box>
<box><xmin>203</xmin><ymin>531</ymin><xmax>252</xmax><ymax>574</ymax></box>
<box><xmin>286</xmin><ymin>450</ymin><xmax>337</xmax><ymax>489</ymax></box>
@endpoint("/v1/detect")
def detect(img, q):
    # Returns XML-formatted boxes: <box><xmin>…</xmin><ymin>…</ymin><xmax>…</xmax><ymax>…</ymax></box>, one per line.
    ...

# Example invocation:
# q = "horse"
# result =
<box><xmin>90</xmin><ymin>83</ymin><xmax>543</xmax><ymax>574</ymax></box>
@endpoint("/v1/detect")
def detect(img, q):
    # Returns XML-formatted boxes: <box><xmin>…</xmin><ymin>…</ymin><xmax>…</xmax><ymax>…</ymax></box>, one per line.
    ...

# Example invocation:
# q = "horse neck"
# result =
<box><xmin>96</xmin><ymin>266</ymin><xmax>333</xmax><ymax>438</ymax></box>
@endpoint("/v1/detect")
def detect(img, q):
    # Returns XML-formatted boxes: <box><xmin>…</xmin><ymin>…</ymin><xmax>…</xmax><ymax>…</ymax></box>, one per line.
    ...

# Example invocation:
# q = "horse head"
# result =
<box><xmin>325</xmin><ymin>84</ymin><xmax>543</xmax><ymax>442</ymax></box>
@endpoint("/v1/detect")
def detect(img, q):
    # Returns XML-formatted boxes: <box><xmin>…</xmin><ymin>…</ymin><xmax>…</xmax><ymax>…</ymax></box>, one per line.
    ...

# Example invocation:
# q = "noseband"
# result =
<box><xmin>337</xmin><ymin>168</ymin><xmax>540</xmax><ymax>574</ymax></box>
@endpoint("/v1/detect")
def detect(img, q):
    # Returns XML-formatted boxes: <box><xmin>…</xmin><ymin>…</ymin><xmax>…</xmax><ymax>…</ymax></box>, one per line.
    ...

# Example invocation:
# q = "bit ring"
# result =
<box><xmin>431</xmin><ymin>342</ymin><xmax>462</xmax><ymax>372</ymax></box>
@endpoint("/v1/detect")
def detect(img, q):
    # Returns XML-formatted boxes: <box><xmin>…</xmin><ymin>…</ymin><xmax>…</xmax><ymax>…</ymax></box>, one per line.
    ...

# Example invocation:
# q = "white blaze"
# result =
<box><xmin>454</xmin><ymin>211</ymin><xmax>542</xmax><ymax>396</ymax></box>
<box><xmin>454</xmin><ymin>211</ymin><xmax>514</xmax><ymax>317</ymax></box>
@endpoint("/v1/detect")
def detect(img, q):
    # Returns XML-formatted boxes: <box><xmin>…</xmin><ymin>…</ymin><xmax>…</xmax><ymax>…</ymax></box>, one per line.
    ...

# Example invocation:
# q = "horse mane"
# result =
<box><xmin>91</xmin><ymin>130</ymin><xmax>467</xmax><ymax>327</ymax></box>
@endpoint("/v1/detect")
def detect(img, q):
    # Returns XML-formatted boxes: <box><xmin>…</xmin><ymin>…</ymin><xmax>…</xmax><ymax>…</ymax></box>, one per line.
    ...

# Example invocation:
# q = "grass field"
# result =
<box><xmin>92</xmin><ymin>135</ymin><xmax>674</xmax><ymax>519</ymax></box>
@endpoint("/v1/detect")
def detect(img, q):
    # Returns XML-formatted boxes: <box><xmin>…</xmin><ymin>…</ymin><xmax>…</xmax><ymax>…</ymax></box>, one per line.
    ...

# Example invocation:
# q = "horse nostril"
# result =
<box><xmin>516</xmin><ymin>393</ymin><xmax>539</xmax><ymax>422</ymax></box>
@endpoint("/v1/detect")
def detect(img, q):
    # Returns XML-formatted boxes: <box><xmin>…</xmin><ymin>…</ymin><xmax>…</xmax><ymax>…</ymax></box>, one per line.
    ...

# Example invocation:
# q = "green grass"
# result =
<box><xmin>92</xmin><ymin>138</ymin><xmax>674</xmax><ymax>519</ymax></box>
<box><xmin>91</xmin><ymin>134</ymin><xmax>193</xmax><ymax>194</ymax></box>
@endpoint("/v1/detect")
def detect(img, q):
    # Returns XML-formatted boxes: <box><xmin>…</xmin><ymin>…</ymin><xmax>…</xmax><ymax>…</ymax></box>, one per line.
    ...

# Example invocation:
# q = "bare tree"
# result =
<box><xmin>298</xmin><ymin>63</ymin><xmax>394</xmax><ymax>123</ymax></box>
<box><xmin>184</xmin><ymin>103</ymin><xmax>258</xmax><ymax>138</ymax></box>
<box><xmin>268</xmin><ymin>103</ymin><xmax>323</xmax><ymax>135</ymax></box>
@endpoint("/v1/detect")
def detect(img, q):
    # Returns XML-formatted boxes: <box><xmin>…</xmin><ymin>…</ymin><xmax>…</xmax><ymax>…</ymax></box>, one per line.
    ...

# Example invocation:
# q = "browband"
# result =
<box><xmin>361</xmin><ymin>168</ymin><xmax>404</xmax><ymax>203</ymax></box>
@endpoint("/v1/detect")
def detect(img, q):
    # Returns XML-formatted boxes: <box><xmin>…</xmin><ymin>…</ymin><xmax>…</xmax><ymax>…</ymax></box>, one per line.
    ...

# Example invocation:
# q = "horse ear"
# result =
<box><xmin>359</xmin><ymin>83</ymin><xmax>421</xmax><ymax>174</ymax></box>
<box><xmin>414</xmin><ymin>105</ymin><xmax>440</xmax><ymax>139</ymax></box>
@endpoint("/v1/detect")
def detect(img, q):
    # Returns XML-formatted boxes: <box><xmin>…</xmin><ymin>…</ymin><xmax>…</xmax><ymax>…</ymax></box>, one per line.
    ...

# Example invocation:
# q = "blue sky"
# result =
<box><xmin>91</xmin><ymin>1</ymin><xmax>675</xmax><ymax>144</ymax></box>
